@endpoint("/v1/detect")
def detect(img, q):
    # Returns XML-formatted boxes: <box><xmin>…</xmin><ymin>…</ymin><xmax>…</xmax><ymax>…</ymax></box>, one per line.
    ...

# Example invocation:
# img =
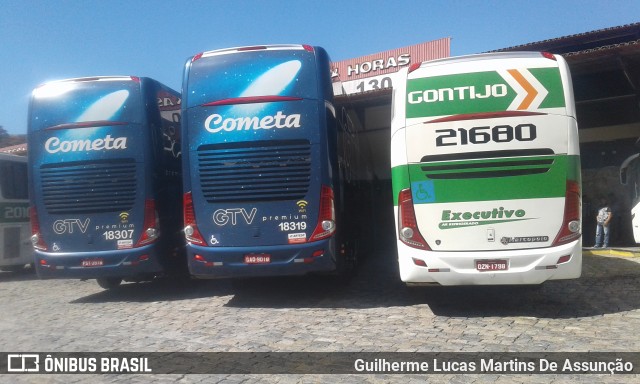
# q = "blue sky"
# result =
<box><xmin>1</xmin><ymin>0</ymin><xmax>638</xmax><ymax>135</ymax></box>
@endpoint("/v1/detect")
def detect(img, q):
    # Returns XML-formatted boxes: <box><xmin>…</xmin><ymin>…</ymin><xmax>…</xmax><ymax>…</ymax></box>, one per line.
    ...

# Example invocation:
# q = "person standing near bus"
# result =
<box><xmin>594</xmin><ymin>198</ymin><xmax>613</xmax><ymax>248</ymax></box>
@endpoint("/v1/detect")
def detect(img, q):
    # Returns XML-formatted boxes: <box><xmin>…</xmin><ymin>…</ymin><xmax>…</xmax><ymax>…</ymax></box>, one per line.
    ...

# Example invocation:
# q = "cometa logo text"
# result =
<box><xmin>45</xmin><ymin>135</ymin><xmax>127</xmax><ymax>154</ymax></box>
<box><xmin>204</xmin><ymin>111</ymin><xmax>301</xmax><ymax>133</ymax></box>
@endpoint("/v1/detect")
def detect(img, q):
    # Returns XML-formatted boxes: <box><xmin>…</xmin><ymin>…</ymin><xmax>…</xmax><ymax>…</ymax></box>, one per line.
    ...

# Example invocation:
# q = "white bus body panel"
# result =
<box><xmin>396</xmin><ymin>205</ymin><xmax>582</xmax><ymax>285</ymax></box>
<box><xmin>632</xmin><ymin>202</ymin><xmax>640</xmax><ymax>243</ymax></box>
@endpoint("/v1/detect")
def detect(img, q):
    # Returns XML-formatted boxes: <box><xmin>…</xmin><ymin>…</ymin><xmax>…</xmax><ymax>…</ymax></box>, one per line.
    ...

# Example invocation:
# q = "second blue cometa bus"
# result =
<box><xmin>181</xmin><ymin>44</ymin><xmax>368</xmax><ymax>278</ymax></box>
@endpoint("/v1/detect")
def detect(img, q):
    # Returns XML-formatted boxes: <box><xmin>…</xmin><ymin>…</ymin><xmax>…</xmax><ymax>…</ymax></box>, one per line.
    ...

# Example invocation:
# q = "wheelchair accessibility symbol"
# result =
<box><xmin>411</xmin><ymin>180</ymin><xmax>435</xmax><ymax>203</ymax></box>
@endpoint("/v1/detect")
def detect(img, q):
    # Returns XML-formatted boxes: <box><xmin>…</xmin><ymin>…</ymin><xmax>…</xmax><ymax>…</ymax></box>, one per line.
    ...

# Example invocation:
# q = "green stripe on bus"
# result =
<box><xmin>392</xmin><ymin>155</ymin><xmax>577</xmax><ymax>205</ymax></box>
<box><xmin>530</xmin><ymin>68</ymin><xmax>566</xmax><ymax>109</ymax></box>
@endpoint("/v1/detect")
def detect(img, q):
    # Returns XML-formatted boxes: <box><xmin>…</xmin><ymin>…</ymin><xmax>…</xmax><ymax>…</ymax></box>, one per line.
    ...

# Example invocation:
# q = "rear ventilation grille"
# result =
<box><xmin>421</xmin><ymin>157</ymin><xmax>554</xmax><ymax>180</ymax></box>
<box><xmin>197</xmin><ymin>140</ymin><xmax>311</xmax><ymax>203</ymax></box>
<box><xmin>40</xmin><ymin>159</ymin><xmax>137</xmax><ymax>214</ymax></box>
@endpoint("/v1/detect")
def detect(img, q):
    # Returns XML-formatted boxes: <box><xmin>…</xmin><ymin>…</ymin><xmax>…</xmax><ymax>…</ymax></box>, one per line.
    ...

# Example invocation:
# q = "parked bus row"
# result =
<box><xmin>19</xmin><ymin>47</ymin><xmax>582</xmax><ymax>289</ymax></box>
<box><xmin>26</xmin><ymin>45</ymin><xmax>371</xmax><ymax>289</ymax></box>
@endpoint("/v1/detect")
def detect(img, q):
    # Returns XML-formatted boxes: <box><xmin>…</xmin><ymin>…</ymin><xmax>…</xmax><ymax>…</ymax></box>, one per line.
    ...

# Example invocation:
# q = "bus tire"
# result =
<box><xmin>96</xmin><ymin>277</ymin><xmax>122</xmax><ymax>290</ymax></box>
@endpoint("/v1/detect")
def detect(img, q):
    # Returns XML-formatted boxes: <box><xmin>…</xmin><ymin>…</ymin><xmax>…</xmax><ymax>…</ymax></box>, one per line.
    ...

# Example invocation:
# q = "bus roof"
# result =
<box><xmin>32</xmin><ymin>76</ymin><xmax>141</xmax><ymax>98</ymax></box>
<box><xmin>409</xmin><ymin>51</ymin><xmax>560</xmax><ymax>72</ymax></box>
<box><xmin>193</xmin><ymin>44</ymin><xmax>314</xmax><ymax>61</ymax></box>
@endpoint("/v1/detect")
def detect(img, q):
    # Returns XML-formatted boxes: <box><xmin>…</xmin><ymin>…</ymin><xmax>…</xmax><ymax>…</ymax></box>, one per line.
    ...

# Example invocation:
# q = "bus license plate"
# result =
<box><xmin>244</xmin><ymin>254</ymin><xmax>271</xmax><ymax>264</ymax></box>
<box><xmin>476</xmin><ymin>259</ymin><xmax>508</xmax><ymax>272</ymax></box>
<box><xmin>81</xmin><ymin>259</ymin><xmax>104</xmax><ymax>267</ymax></box>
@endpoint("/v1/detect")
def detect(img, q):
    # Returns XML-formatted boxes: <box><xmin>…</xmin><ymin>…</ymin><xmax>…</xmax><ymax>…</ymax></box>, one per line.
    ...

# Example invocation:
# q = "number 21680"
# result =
<box><xmin>435</xmin><ymin>124</ymin><xmax>537</xmax><ymax>146</ymax></box>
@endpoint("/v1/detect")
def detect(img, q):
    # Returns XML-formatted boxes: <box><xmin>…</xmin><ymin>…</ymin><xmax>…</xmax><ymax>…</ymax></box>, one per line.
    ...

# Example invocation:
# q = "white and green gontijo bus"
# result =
<box><xmin>0</xmin><ymin>153</ymin><xmax>31</xmax><ymax>272</ymax></box>
<box><xmin>391</xmin><ymin>52</ymin><xmax>581</xmax><ymax>285</ymax></box>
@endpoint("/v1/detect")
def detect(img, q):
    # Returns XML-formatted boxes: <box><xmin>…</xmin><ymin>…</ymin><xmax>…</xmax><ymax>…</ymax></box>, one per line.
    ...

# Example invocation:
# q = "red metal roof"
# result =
<box><xmin>0</xmin><ymin>143</ymin><xmax>27</xmax><ymax>154</ymax></box>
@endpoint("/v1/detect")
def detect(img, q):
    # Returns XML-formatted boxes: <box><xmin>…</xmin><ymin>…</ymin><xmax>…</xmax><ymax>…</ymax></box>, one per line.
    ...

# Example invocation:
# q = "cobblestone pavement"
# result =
<box><xmin>1</xmin><ymin>242</ymin><xmax>639</xmax><ymax>383</ymax></box>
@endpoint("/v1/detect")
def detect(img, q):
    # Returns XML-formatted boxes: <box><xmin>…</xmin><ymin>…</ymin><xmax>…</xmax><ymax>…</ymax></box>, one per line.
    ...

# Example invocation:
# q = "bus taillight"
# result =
<box><xmin>30</xmin><ymin>207</ymin><xmax>48</xmax><ymax>251</ymax></box>
<box><xmin>183</xmin><ymin>192</ymin><xmax>206</xmax><ymax>246</ymax></box>
<box><xmin>310</xmin><ymin>185</ymin><xmax>336</xmax><ymax>241</ymax></box>
<box><xmin>552</xmin><ymin>180</ymin><xmax>581</xmax><ymax>246</ymax></box>
<box><xmin>135</xmin><ymin>199</ymin><xmax>159</xmax><ymax>247</ymax></box>
<box><xmin>398</xmin><ymin>189</ymin><xmax>430</xmax><ymax>250</ymax></box>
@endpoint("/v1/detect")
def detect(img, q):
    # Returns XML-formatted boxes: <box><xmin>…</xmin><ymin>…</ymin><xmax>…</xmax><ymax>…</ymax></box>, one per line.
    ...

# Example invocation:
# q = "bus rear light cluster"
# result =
<box><xmin>135</xmin><ymin>199</ymin><xmax>159</xmax><ymax>247</ymax></box>
<box><xmin>552</xmin><ymin>181</ymin><xmax>581</xmax><ymax>246</ymax></box>
<box><xmin>412</xmin><ymin>258</ymin><xmax>427</xmax><ymax>267</ymax></box>
<box><xmin>535</xmin><ymin>255</ymin><xmax>573</xmax><ymax>271</ymax></box>
<box><xmin>183</xmin><ymin>192</ymin><xmax>206</xmax><ymax>246</ymax></box>
<box><xmin>412</xmin><ymin>258</ymin><xmax>449</xmax><ymax>272</ymax></box>
<box><xmin>535</xmin><ymin>265</ymin><xmax>558</xmax><ymax>270</ymax></box>
<box><xmin>30</xmin><ymin>207</ymin><xmax>48</xmax><ymax>251</ymax></box>
<box><xmin>295</xmin><ymin>249</ymin><xmax>325</xmax><ymax>264</ymax></box>
<box><xmin>309</xmin><ymin>185</ymin><xmax>336</xmax><ymax>242</ymax></box>
<box><xmin>193</xmin><ymin>254</ymin><xmax>220</xmax><ymax>267</ymax></box>
<box><xmin>398</xmin><ymin>189</ymin><xmax>430</xmax><ymax>250</ymax></box>
<box><xmin>123</xmin><ymin>254</ymin><xmax>150</xmax><ymax>267</ymax></box>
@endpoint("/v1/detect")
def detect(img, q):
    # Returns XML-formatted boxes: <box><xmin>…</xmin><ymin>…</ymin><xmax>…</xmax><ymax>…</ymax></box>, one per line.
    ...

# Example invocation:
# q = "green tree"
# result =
<box><xmin>0</xmin><ymin>126</ymin><xmax>26</xmax><ymax>148</ymax></box>
<box><xmin>0</xmin><ymin>126</ymin><xmax>9</xmax><ymax>146</ymax></box>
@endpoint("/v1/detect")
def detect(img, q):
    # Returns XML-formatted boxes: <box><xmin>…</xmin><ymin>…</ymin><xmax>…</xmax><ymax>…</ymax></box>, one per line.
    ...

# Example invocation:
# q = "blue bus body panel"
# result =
<box><xmin>35</xmin><ymin>244</ymin><xmax>163</xmax><ymax>279</ymax></box>
<box><xmin>30</xmin><ymin>124</ymin><xmax>148</xmax><ymax>253</ymax></box>
<box><xmin>188</xmin><ymin>238</ymin><xmax>336</xmax><ymax>278</ymax></box>
<box><xmin>186</xmin><ymin>100</ymin><xmax>324</xmax><ymax>246</ymax></box>
<box><xmin>28</xmin><ymin>77</ymin><xmax>182</xmax><ymax>279</ymax></box>
<box><xmin>182</xmin><ymin>46</ymin><xmax>339</xmax><ymax>277</ymax></box>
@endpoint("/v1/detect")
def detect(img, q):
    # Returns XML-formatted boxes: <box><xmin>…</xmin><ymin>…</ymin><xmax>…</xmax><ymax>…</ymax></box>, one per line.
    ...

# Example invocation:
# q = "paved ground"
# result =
<box><xmin>1</xmin><ymin>243</ymin><xmax>639</xmax><ymax>383</ymax></box>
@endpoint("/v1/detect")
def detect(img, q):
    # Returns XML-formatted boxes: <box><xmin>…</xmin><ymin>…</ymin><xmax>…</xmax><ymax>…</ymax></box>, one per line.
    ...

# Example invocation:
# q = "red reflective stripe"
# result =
<box><xmin>202</xmin><ymin>96</ymin><xmax>302</xmax><ymax>107</ymax></box>
<box><xmin>45</xmin><ymin>121</ymin><xmax>128</xmax><ymax>130</ymax></box>
<box><xmin>425</xmin><ymin>111</ymin><xmax>545</xmax><ymax>124</ymax></box>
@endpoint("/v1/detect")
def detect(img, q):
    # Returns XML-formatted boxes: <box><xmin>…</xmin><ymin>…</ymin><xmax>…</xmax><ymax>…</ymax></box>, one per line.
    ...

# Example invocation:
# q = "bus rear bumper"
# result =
<box><xmin>398</xmin><ymin>239</ymin><xmax>582</xmax><ymax>286</ymax></box>
<box><xmin>186</xmin><ymin>239</ymin><xmax>336</xmax><ymax>278</ymax></box>
<box><xmin>34</xmin><ymin>245</ymin><xmax>164</xmax><ymax>280</ymax></box>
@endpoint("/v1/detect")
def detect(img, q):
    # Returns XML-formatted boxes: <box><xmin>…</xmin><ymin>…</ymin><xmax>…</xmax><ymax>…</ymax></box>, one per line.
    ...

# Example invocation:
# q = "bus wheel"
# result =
<box><xmin>96</xmin><ymin>277</ymin><xmax>122</xmax><ymax>290</ymax></box>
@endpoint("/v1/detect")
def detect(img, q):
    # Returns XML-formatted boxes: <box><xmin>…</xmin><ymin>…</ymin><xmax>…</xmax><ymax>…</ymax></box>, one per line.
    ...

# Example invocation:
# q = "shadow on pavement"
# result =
<box><xmin>69</xmin><ymin>243</ymin><xmax>640</xmax><ymax>319</ymax></box>
<box><xmin>0</xmin><ymin>266</ymin><xmax>37</xmax><ymax>283</ymax></box>
<box><xmin>226</xmin><ymin>251</ymin><xmax>640</xmax><ymax>319</ymax></box>
<box><xmin>71</xmin><ymin>276</ymin><xmax>235</xmax><ymax>304</ymax></box>
<box><xmin>421</xmin><ymin>254</ymin><xmax>640</xmax><ymax>318</ymax></box>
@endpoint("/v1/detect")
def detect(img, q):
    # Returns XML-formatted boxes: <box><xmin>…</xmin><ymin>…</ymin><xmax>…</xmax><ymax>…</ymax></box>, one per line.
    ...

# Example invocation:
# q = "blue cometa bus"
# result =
<box><xmin>28</xmin><ymin>76</ymin><xmax>184</xmax><ymax>289</ymax></box>
<box><xmin>181</xmin><ymin>44</ymin><xmax>366</xmax><ymax>278</ymax></box>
